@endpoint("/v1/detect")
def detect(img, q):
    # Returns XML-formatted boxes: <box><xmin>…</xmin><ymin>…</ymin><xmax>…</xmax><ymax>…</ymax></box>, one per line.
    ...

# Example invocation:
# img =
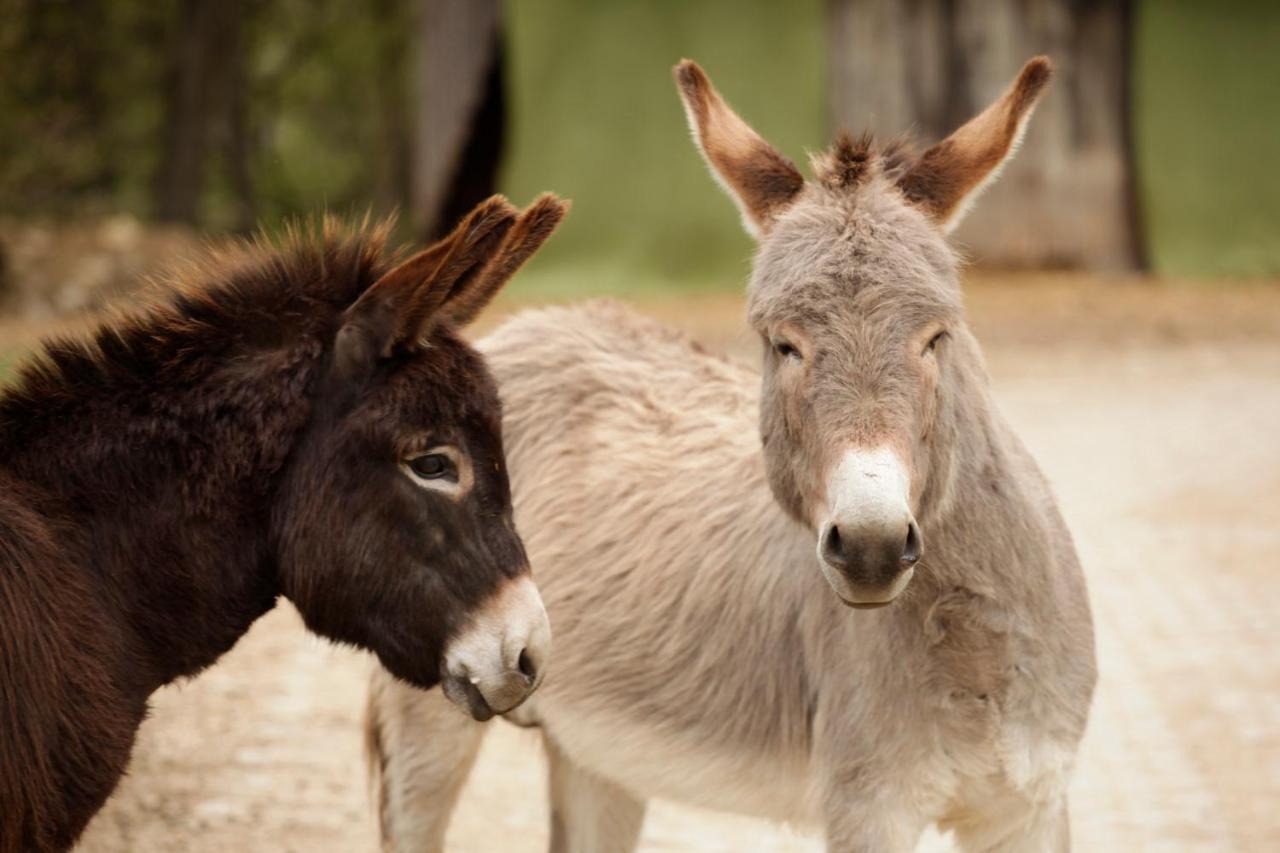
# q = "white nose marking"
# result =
<box><xmin>442</xmin><ymin>575</ymin><xmax>551</xmax><ymax>717</ymax></box>
<box><xmin>816</xmin><ymin>446</ymin><xmax>918</xmax><ymax>606</ymax></box>
<box><xmin>825</xmin><ymin>446</ymin><xmax>911</xmax><ymax>526</ymax></box>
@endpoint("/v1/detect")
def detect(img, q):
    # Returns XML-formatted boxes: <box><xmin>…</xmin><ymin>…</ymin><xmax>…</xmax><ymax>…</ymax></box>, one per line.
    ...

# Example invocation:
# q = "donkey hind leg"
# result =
<box><xmin>951</xmin><ymin>796</ymin><xmax>1070</xmax><ymax>853</ymax></box>
<box><xmin>545</xmin><ymin>734</ymin><xmax>646</xmax><ymax>853</ymax></box>
<box><xmin>366</xmin><ymin>668</ymin><xmax>487</xmax><ymax>853</ymax></box>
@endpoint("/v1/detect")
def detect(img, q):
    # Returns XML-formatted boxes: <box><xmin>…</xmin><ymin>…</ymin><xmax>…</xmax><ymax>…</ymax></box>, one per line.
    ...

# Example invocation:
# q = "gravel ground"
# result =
<box><xmin>70</xmin><ymin>277</ymin><xmax>1280</xmax><ymax>851</ymax></box>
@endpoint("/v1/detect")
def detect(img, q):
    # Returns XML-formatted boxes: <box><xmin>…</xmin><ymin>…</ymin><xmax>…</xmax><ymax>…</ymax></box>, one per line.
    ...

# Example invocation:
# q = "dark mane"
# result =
<box><xmin>0</xmin><ymin>217</ymin><xmax>400</xmax><ymax>445</ymax></box>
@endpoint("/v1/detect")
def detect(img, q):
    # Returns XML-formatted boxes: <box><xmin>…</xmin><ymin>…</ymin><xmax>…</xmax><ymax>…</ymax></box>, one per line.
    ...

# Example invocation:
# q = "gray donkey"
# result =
<box><xmin>366</xmin><ymin>57</ymin><xmax>1096</xmax><ymax>852</ymax></box>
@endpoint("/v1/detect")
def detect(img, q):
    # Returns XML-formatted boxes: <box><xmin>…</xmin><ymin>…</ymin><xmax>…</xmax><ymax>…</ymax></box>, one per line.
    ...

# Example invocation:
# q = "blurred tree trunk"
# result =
<box><xmin>223</xmin><ymin>8</ymin><xmax>256</xmax><ymax>234</ymax></box>
<box><xmin>829</xmin><ymin>0</ymin><xmax>1144</xmax><ymax>270</ymax></box>
<box><xmin>412</xmin><ymin>0</ymin><xmax>505</xmax><ymax>240</ymax></box>
<box><xmin>372</xmin><ymin>0</ymin><xmax>414</xmax><ymax>215</ymax></box>
<box><xmin>6</xmin><ymin>0</ymin><xmax>115</xmax><ymax>211</ymax></box>
<box><xmin>153</xmin><ymin>0</ymin><xmax>247</xmax><ymax>225</ymax></box>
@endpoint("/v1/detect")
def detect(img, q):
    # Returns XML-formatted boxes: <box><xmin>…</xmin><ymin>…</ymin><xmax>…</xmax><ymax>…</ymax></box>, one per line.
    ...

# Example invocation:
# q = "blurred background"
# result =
<box><xmin>2</xmin><ymin>0</ymin><xmax>1277</xmax><ymax>850</ymax></box>
<box><xmin>2</xmin><ymin>0</ymin><xmax>1278</xmax><ymax>316</ymax></box>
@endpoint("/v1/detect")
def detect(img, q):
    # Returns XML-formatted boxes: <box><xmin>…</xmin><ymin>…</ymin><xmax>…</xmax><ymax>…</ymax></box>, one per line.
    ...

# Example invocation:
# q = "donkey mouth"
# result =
<box><xmin>829</xmin><ymin>566</ymin><xmax>916</xmax><ymax>610</ymax></box>
<box><xmin>843</xmin><ymin>599</ymin><xmax>895</xmax><ymax>610</ymax></box>
<box><xmin>441</xmin><ymin>674</ymin><xmax>497</xmax><ymax>722</ymax></box>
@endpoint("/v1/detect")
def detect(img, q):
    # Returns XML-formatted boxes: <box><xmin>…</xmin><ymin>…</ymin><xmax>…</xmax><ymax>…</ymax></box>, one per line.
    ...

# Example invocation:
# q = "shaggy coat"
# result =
<box><xmin>368</xmin><ymin>59</ymin><xmax>1096</xmax><ymax>851</ymax></box>
<box><xmin>0</xmin><ymin>196</ymin><xmax>565</xmax><ymax>851</ymax></box>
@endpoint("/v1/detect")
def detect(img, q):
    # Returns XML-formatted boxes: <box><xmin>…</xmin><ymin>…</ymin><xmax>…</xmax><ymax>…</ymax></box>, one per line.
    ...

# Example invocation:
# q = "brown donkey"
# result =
<box><xmin>369</xmin><ymin>59</ymin><xmax>1096</xmax><ymax>851</ymax></box>
<box><xmin>0</xmin><ymin>195</ymin><xmax>566</xmax><ymax>852</ymax></box>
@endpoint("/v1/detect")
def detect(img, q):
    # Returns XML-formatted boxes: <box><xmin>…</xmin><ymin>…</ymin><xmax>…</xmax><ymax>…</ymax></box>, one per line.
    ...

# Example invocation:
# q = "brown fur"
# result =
<box><xmin>442</xmin><ymin>195</ymin><xmax>571</xmax><ymax>327</ymax></box>
<box><xmin>0</xmin><ymin>196</ymin><xmax>566</xmax><ymax>851</ymax></box>
<box><xmin>368</xmin><ymin>59</ymin><xmax>1093</xmax><ymax>852</ymax></box>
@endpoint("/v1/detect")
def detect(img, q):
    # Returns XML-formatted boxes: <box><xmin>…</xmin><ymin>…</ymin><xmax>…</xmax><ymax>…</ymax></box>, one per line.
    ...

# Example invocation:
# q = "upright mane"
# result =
<box><xmin>0</xmin><ymin>217</ymin><xmax>402</xmax><ymax>446</ymax></box>
<box><xmin>808</xmin><ymin>130</ymin><xmax>919</xmax><ymax>192</ymax></box>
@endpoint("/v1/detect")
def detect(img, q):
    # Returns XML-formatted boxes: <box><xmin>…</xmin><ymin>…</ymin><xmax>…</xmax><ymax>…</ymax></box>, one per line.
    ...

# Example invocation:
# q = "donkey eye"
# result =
<box><xmin>924</xmin><ymin>331</ymin><xmax>948</xmax><ymax>355</ymax></box>
<box><xmin>408</xmin><ymin>453</ymin><xmax>456</xmax><ymax>481</ymax></box>
<box><xmin>773</xmin><ymin>340</ymin><xmax>801</xmax><ymax>361</ymax></box>
<box><xmin>401</xmin><ymin>447</ymin><xmax>469</xmax><ymax>497</ymax></box>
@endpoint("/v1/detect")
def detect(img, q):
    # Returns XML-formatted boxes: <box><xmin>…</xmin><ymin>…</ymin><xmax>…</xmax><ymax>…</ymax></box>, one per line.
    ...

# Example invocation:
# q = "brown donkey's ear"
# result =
<box><xmin>438</xmin><ymin>193</ymin><xmax>570</xmax><ymax>327</ymax></box>
<box><xmin>334</xmin><ymin>195</ymin><xmax>518</xmax><ymax>381</ymax></box>
<box><xmin>674</xmin><ymin>59</ymin><xmax>804</xmax><ymax>238</ymax></box>
<box><xmin>898</xmin><ymin>56</ymin><xmax>1053</xmax><ymax>233</ymax></box>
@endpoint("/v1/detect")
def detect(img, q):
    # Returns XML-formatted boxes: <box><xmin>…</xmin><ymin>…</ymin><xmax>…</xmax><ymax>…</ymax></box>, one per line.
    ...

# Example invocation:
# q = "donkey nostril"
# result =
<box><xmin>517</xmin><ymin>647</ymin><xmax>537</xmax><ymax>681</ymax></box>
<box><xmin>822</xmin><ymin>524</ymin><xmax>848</xmax><ymax>568</ymax></box>
<box><xmin>902</xmin><ymin>520</ymin><xmax>923</xmax><ymax>566</ymax></box>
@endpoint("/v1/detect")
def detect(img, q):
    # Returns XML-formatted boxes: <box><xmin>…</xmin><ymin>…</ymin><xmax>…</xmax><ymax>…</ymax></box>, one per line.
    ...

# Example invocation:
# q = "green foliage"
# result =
<box><xmin>1136</xmin><ymin>0</ymin><xmax>1280</xmax><ymax>277</ymax></box>
<box><xmin>0</xmin><ymin>0</ymin><xmax>413</xmax><ymax>228</ymax></box>
<box><xmin>1</xmin><ymin>0</ymin><xmax>1276</xmax><ymax>283</ymax></box>
<box><xmin>0</xmin><ymin>348</ymin><xmax>18</xmax><ymax>386</ymax></box>
<box><xmin>500</xmin><ymin>0</ymin><xmax>825</xmax><ymax>294</ymax></box>
<box><xmin>239</xmin><ymin>0</ymin><xmax>413</xmax><ymax>228</ymax></box>
<box><xmin>0</xmin><ymin>0</ymin><xmax>172</xmax><ymax>217</ymax></box>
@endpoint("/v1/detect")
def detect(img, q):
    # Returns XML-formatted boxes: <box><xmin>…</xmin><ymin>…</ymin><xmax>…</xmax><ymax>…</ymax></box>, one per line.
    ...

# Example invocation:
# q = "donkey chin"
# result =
<box><xmin>816</xmin><ymin>447</ymin><xmax>923</xmax><ymax>609</ymax></box>
<box><xmin>439</xmin><ymin>574</ymin><xmax>552</xmax><ymax>721</ymax></box>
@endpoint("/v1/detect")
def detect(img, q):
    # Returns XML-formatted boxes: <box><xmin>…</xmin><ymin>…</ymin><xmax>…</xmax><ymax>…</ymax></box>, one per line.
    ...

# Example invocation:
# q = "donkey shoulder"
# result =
<box><xmin>481</xmin><ymin>300</ymin><xmax>756</xmax><ymax>415</ymax></box>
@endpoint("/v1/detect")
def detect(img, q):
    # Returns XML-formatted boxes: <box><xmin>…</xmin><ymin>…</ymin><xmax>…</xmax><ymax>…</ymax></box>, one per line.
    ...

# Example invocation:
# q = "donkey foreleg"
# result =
<box><xmin>545</xmin><ymin>734</ymin><xmax>646</xmax><ymax>853</ymax></box>
<box><xmin>951</xmin><ymin>796</ymin><xmax>1070</xmax><ymax>853</ymax></box>
<box><xmin>818</xmin><ymin>765</ymin><xmax>934</xmax><ymax>853</ymax></box>
<box><xmin>822</xmin><ymin>802</ymin><xmax>930</xmax><ymax>853</ymax></box>
<box><xmin>366</xmin><ymin>667</ymin><xmax>486</xmax><ymax>853</ymax></box>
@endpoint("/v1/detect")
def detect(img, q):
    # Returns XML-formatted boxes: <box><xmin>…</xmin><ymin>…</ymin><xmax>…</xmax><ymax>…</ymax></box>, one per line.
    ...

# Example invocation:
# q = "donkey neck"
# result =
<box><xmin>912</xmin><ymin>333</ymin><xmax>1059</xmax><ymax>602</ymax></box>
<box><xmin>0</xmin><ymin>320</ymin><xmax>328</xmax><ymax>689</ymax></box>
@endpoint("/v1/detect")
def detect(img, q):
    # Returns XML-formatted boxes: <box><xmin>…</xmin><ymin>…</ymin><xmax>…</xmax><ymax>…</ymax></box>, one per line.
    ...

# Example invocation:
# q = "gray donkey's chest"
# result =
<box><xmin>814</xmin><ymin>588</ymin><xmax>1029</xmax><ymax>782</ymax></box>
<box><xmin>921</xmin><ymin>586</ymin><xmax>1019</xmax><ymax>706</ymax></box>
<box><xmin>891</xmin><ymin>587</ymin><xmax>1076</xmax><ymax>806</ymax></box>
<box><xmin>528</xmin><ymin>584</ymin><xmax>1069</xmax><ymax>829</ymax></box>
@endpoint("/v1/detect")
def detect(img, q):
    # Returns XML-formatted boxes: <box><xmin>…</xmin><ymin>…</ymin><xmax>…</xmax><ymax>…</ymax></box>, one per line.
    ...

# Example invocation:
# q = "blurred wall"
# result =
<box><xmin>499</xmin><ymin>0</ymin><xmax>826</xmax><ymax>294</ymax></box>
<box><xmin>1135</xmin><ymin>0</ymin><xmax>1280</xmax><ymax>278</ymax></box>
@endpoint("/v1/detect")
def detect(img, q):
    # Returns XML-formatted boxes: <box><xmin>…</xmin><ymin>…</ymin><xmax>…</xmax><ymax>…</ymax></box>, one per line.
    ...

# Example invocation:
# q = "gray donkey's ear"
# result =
<box><xmin>898</xmin><ymin>57</ymin><xmax>1053</xmax><ymax>233</ymax></box>
<box><xmin>674</xmin><ymin>59</ymin><xmax>804</xmax><ymax>239</ymax></box>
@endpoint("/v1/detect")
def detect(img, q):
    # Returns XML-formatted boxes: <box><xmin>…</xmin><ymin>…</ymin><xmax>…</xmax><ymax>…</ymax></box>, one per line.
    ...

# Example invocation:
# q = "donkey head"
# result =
<box><xmin>676</xmin><ymin>58</ymin><xmax>1051</xmax><ymax>608</ymax></box>
<box><xmin>276</xmin><ymin>195</ymin><xmax>567</xmax><ymax>720</ymax></box>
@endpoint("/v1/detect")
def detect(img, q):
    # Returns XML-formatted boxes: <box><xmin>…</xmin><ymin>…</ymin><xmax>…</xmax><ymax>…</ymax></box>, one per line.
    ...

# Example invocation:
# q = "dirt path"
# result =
<box><xmin>75</xmin><ymin>279</ymin><xmax>1280</xmax><ymax>851</ymax></box>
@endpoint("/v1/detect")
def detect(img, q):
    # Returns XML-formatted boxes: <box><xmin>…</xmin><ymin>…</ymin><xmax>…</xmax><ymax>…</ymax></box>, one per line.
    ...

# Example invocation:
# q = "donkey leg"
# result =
<box><xmin>366</xmin><ymin>667</ymin><xmax>487</xmax><ymax>853</ymax></box>
<box><xmin>952</xmin><ymin>796</ymin><xmax>1070</xmax><ymax>853</ymax></box>
<box><xmin>818</xmin><ymin>758</ymin><xmax>931</xmax><ymax>853</ymax></box>
<box><xmin>545</xmin><ymin>734</ymin><xmax>646</xmax><ymax>853</ymax></box>
<box><xmin>822</xmin><ymin>796</ymin><xmax>930</xmax><ymax>853</ymax></box>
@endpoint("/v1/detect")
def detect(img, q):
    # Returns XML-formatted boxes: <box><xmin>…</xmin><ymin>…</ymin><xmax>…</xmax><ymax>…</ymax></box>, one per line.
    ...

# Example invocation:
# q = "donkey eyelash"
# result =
<box><xmin>924</xmin><ymin>331</ymin><xmax>949</xmax><ymax>354</ymax></box>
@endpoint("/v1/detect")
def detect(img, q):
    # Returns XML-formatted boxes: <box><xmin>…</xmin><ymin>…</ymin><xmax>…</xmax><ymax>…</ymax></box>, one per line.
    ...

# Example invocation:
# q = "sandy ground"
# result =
<box><xmin>57</xmin><ymin>275</ymin><xmax>1280</xmax><ymax>851</ymax></box>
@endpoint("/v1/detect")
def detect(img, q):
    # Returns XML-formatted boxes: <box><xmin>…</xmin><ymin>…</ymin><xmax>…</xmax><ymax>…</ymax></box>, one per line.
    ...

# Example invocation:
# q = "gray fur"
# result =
<box><xmin>366</xmin><ymin>59</ymin><xmax>1096</xmax><ymax>852</ymax></box>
